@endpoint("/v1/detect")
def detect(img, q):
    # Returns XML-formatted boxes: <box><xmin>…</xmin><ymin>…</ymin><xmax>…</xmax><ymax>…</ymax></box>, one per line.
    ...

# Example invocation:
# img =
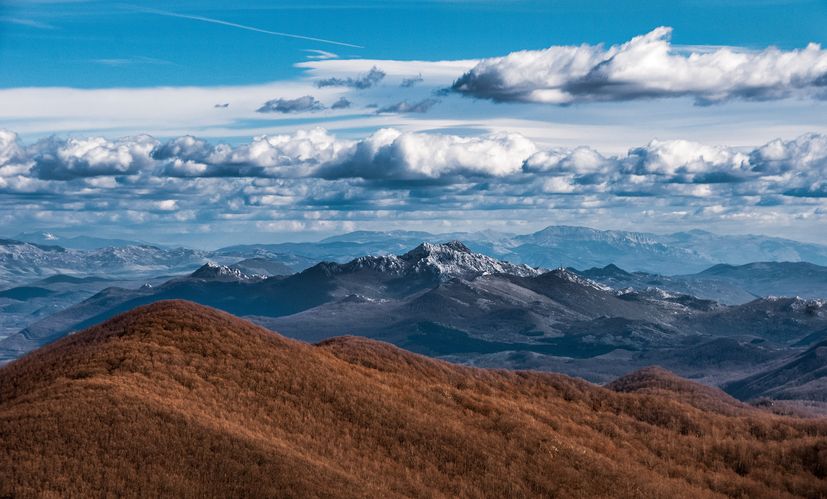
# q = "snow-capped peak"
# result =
<box><xmin>190</xmin><ymin>262</ymin><xmax>256</xmax><ymax>281</ymax></box>
<box><xmin>401</xmin><ymin>241</ymin><xmax>541</xmax><ymax>280</ymax></box>
<box><xmin>335</xmin><ymin>241</ymin><xmax>541</xmax><ymax>281</ymax></box>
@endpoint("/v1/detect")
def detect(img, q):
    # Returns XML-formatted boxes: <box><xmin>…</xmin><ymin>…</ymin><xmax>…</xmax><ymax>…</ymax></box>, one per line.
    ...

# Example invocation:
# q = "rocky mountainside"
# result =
<box><xmin>1</xmin><ymin>301</ymin><xmax>824</xmax><ymax>497</ymax></box>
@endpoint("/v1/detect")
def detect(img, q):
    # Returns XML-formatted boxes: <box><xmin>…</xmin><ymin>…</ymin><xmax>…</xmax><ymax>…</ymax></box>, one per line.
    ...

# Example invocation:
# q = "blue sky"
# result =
<box><xmin>2</xmin><ymin>1</ymin><xmax>827</xmax><ymax>88</ymax></box>
<box><xmin>1</xmin><ymin>0</ymin><xmax>827</xmax><ymax>247</ymax></box>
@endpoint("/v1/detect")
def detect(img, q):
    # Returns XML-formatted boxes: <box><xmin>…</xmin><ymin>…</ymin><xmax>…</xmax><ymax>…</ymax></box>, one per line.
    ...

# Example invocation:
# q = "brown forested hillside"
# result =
<box><xmin>0</xmin><ymin>300</ymin><xmax>825</xmax><ymax>498</ymax></box>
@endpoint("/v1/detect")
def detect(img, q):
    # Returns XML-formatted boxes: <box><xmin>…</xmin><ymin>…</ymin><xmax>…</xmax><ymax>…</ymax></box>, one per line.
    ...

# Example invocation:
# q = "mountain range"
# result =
<box><xmin>6</xmin><ymin>225</ymin><xmax>827</xmax><ymax>288</ymax></box>
<box><xmin>1</xmin><ymin>300</ymin><xmax>824</xmax><ymax>497</ymax></box>
<box><xmin>2</xmin><ymin>241</ymin><xmax>825</xmax><ymax>409</ymax></box>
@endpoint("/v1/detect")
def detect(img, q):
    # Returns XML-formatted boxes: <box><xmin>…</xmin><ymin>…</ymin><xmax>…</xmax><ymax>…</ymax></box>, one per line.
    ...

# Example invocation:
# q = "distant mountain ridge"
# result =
<box><xmin>214</xmin><ymin>225</ymin><xmax>827</xmax><ymax>275</ymax></box>
<box><xmin>14</xmin><ymin>232</ymin><xmax>152</xmax><ymax>250</ymax></box>
<box><xmin>5</xmin><ymin>225</ymin><xmax>827</xmax><ymax>287</ymax></box>
<box><xmin>577</xmin><ymin>261</ymin><xmax>827</xmax><ymax>305</ymax></box>
<box><xmin>0</xmin><ymin>238</ymin><xmax>214</xmax><ymax>285</ymax></box>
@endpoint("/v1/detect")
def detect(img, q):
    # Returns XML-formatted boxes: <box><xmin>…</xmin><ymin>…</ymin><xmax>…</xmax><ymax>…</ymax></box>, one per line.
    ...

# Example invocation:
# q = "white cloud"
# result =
<box><xmin>0</xmin><ymin>130</ymin><xmax>29</xmax><ymax>176</ymax></box>
<box><xmin>320</xmin><ymin>128</ymin><xmax>537</xmax><ymax>180</ymax></box>
<box><xmin>751</xmin><ymin>133</ymin><xmax>827</xmax><ymax>174</ymax></box>
<box><xmin>452</xmin><ymin>27</ymin><xmax>827</xmax><ymax>104</ymax></box>
<box><xmin>623</xmin><ymin>139</ymin><xmax>751</xmax><ymax>181</ymax></box>
<box><xmin>154</xmin><ymin>199</ymin><xmax>178</xmax><ymax>211</ymax></box>
<box><xmin>524</xmin><ymin>146</ymin><xmax>610</xmax><ymax>175</ymax></box>
<box><xmin>30</xmin><ymin>134</ymin><xmax>158</xmax><ymax>180</ymax></box>
<box><xmin>158</xmin><ymin>128</ymin><xmax>354</xmax><ymax>178</ymax></box>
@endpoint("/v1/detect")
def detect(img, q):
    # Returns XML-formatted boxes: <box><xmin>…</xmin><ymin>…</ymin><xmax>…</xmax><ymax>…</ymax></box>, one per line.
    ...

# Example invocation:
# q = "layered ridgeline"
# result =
<box><xmin>580</xmin><ymin>262</ymin><xmax>827</xmax><ymax>305</ymax></box>
<box><xmin>7</xmin><ymin>225</ymin><xmax>827</xmax><ymax>287</ymax></box>
<box><xmin>2</xmin><ymin>226</ymin><xmax>825</xmax><ymax>344</ymax></box>
<box><xmin>215</xmin><ymin>225</ymin><xmax>827</xmax><ymax>275</ymax></box>
<box><xmin>2</xmin><ymin>242</ymin><xmax>826</xmax><ymax>406</ymax></box>
<box><xmin>0</xmin><ymin>238</ymin><xmax>212</xmax><ymax>285</ymax></box>
<box><xmin>1</xmin><ymin>301</ymin><xmax>825</xmax><ymax>498</ymax></box>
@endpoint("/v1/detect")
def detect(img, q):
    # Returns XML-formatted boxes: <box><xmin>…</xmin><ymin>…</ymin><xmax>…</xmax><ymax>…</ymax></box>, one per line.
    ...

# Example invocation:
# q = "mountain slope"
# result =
<box><xmin>725</xmin><ymin>340</ymin><xmax>827</xmax><ymax>402</ymax></box>
<box><xmin>1</xmin><ymin>301</ymin><xmax>825</xmax><ymax>498</ymax></box>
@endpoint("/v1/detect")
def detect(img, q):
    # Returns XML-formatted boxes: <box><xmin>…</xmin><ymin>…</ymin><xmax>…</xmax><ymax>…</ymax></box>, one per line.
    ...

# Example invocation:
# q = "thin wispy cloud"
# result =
<box><xmin>90</xmin><ymin>56</ymin><xmax>174</xmax><ymax>66</ymax></box>
<box><xmin>0</xmin><ymin>16</ymin><xmax>56</xmax><ymax>29</ymax></box>
<box><xmin>304</xmin><ymin>49</ymin><xmax>339</xmax><ymax>60</ymax></box>
<box><xmin>135</xmin><ymin>7</ymin><xmax>364</xmax><ymax>49</ymax></box>
<box><xmin>377</xmin><ymin>98</ymin><xmax>440</xmax><ymax>113</ymax></box>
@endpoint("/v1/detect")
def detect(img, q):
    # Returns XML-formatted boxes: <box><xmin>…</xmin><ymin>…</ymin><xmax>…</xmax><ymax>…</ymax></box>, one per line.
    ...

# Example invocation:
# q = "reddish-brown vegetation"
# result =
<box><xmin>0</xmin><ymin>300</ymin><xmax>825</xmax><ymax>498</ymax></box>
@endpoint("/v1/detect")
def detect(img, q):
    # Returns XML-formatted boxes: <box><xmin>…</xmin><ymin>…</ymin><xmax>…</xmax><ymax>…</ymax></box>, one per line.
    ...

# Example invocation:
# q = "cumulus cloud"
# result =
<box><xmin>156</xmin><ymin>128</ymin><xmax>353</xmax><ymax>178</ymax></box>
<box><xmin>3</xmin><ymin>125</ymin><xmax>827</xmax><ymax>230</ymax></box>
<box><xmin>452</xmin><ymin>27</ymin><xmax>827</xmax><ymax>105</ymax></box>
<box><xmin>256</xmin><ymin>95</ymin><xmax>325</xmax><ymax>113</ymax></box>
<box><xmin>316</xmin><ymin>66</ymin><xmax>385</xmax><ymax>89</ymax></box>
<box><xmin>376</xmin><ymin>98</ymin><xmax>440</xmax><ymax>113</ymax></box>
<box><xmin>319</xmin><ymin>128</ymin><xmax>537</xmax><ymax>180</ymax></box>
<box><xmin>0</xmin><ymin>130</ymin><xmax>28</xmax><ymax>175</ymax></box>
<box><xmin>622</xmin><ymin>140</ymin><xmax>751</xmax><ymax>183</ymax></box>
<box><xmin>750</xmin><ymin>133</ymin><xmax>827</xmax><ymax>174</ymax></box>
<box><xmin>30</xmin><ymin>134</ymin><xmax>158</xmax><ymax>180</ymax></box>
<box><xmin>3</xmin><ymin>128</ymin><xmax>826</xmax><ymax>194</ymax></box>
<box><xmin>750</xmin><ymin>133</ymin><xmax>827</xmax><ymax>197</ymax></box>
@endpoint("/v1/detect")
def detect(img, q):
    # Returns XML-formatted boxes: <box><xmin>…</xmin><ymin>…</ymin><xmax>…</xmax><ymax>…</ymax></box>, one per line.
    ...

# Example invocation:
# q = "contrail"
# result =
<box><xmin>136</xmin><ymin>7</ymin><xmax>364</xmax><ymax>49</ymax></box>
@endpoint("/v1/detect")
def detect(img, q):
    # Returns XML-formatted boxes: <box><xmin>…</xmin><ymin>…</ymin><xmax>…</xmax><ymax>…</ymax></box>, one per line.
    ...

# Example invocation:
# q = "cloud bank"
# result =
<box><xmin>452</xmin><ymin>27</ymin><xmax>827</xmax><ymax>105</ymax></box>
<box><xmin>1</xmin><ymin>127</ymin><xmax>825</xmax><ymax>196</ymax></box>
<box><xmin>1</xmin><ymin>127</ymin><xmax>826</xmax><ymax>240</ymax></box>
